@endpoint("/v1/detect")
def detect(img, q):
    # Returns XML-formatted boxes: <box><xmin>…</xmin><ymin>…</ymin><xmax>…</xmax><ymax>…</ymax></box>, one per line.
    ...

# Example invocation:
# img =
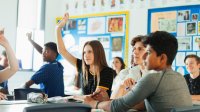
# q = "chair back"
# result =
<box><xmin>14</xmin><ymin>88</ymin><xmax>43</xmax><ymax>100</ymax></box>
<box><xmin>23</xmin><ymin>103</ymin><xmax>91</xmax><ymax>112</ymax></box>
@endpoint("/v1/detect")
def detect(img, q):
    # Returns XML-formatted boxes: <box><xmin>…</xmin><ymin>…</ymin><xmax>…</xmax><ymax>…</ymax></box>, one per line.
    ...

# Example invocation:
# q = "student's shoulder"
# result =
<box><xmin>101</xmin><ymin>66</ymin><xmax>115</xmax><ymax>73</ymax></box>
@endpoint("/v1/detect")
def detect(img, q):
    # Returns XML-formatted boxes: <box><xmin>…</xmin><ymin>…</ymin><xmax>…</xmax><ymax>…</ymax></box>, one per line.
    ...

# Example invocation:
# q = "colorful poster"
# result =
<box><xmin>151</xmin><ymin>11</ymin><xmax>177</xmax><ymax>32</ymax></box>
<box><xmin>87</xmin><ymin>17</ymin><xmax>106</xmax><ymax>34</ymax></box>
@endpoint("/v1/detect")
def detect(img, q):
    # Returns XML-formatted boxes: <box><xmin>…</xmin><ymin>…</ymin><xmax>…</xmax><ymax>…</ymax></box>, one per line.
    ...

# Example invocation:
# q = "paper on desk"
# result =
<box><xmin>0</xmin><ymin>100</ymin><xmax>31</xmax><ymax>105</ymax></box>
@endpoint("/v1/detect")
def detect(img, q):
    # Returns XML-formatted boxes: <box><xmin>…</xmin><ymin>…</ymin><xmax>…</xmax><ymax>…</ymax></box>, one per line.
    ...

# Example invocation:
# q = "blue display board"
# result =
<box><xmin>148</xmin><ymin>5</ymin><xmax>200</xmax><ymax>75</ymax></box>
<box><xmin>56</xmin><ymin>11</ymin><xmax>129</xmax><ymax>65</ymax></box>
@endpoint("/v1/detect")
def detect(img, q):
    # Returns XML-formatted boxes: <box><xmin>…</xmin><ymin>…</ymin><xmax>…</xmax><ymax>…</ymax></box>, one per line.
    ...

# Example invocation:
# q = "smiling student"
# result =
<box><xmin>184</xmin><ymin>54</ymin><xmax>200</xmax><ymax>101</ymax></box>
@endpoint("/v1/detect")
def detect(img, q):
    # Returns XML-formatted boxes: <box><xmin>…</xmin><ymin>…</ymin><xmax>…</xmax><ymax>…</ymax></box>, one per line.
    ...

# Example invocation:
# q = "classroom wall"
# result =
<box><xmin>1</xmin><ymin>0</ymin><xmax>200</xmax><ymax>93</ymax></box>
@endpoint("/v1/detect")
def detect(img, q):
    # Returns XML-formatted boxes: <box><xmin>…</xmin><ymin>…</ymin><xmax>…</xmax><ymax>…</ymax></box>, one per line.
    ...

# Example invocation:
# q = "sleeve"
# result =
<box><xmin>98</xmin><ymin>67</ymin><xmax>114</xmax><ymax>90</ymax></box>
<box><xmin>76</xmin><ymin>59</ymin><xmax>82</xmax><ymax>74</ymax></box>
<box><xmin>31</xmin><ymin>65</ymin><xmax>49</xmax><ymax>84</ymax></box>
<box><xmin>110</xmin><ymin>73</ymin><xmax>159</xmax><ymax>112</ymax></box>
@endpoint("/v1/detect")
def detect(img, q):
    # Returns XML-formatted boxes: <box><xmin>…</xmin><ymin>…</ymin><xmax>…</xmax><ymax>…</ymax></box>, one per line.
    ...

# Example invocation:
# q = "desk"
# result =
<box><xmin>0</xmin><ymin>101</ymin><xmax>98</xmax><ymax>112</ymax></box>
<box><xmin>0</xmin><ymin>103</ymin><xmax>41</xmax><ymax>112</ymax></box>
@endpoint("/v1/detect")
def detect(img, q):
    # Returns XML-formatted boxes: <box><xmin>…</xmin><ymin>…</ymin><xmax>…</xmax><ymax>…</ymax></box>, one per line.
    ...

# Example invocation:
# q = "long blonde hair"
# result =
<box><xmin>82</xmin><ymin>40</ymin><xmax>108</xmax><ymax>86</ymax></box>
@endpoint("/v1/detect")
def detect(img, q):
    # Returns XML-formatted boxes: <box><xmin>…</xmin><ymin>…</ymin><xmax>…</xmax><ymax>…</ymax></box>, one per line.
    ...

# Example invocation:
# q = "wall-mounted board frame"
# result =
<box><xmin>56</xmin><ymin>11</ymin><xmax>129</xmax><ymax>66</ymax></box>
<box><xmin>148</xmin><ymin>5</ymin><xmax>200</xmax><ymax>75</ymax></box>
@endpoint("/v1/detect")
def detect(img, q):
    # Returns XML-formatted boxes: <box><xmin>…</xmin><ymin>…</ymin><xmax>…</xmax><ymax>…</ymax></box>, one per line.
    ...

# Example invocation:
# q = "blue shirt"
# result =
<box><xmin>31</xmin><ymin>60</ymin><xmax>64</xmax><ymax>98</ymax></box>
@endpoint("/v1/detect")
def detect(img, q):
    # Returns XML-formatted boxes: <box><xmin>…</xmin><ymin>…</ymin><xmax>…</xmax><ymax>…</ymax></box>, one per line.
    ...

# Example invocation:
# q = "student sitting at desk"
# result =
<box><xmin>56</xmin><ymin>13</ymin><xmax>115</xmax><ymax>101</ymax></box>
<box><xmin>83</xmin><ymin>31</ymin><xmax>193</xmax><ymax>112</ymax></box>
<box><xmin>184</xmin><ymin>54</ymin><xmax>200</xmax><ymax>101</ymax></box>
<box><xmin>23</xmin><ymin>33</ymin><xmax>64</xmax><ymax>98</ymax></box>
<box><xmin>0</xmin><ymin>28</ymin><xmax>18</xmax><ymax>100</ymax></box>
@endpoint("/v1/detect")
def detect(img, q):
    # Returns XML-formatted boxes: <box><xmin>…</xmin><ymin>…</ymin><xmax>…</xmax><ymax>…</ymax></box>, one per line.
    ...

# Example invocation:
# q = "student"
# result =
<box><xmin>83</xmin><ymin>31</ymin><xmax>193</xmax><ymax>112</ymax></box>
<box><xmin>184</xmin><ymin>54</ymin><xmax>200</xmax><ymax>101</ymax></box>
<box><xmin>111</xmin><ymin>35</ymin><xmax>148</xmax><ymax>99</ymax></box>
<box><xmin>111</xmin><ymin>57</ymin><xmax>125</xmax><ymax>76</ymax></box>
<box><xmin>0</xmin><ymin>28</ymin><xmax>18</xmax><ymax>100</ymax></box>
<box><xmin>56</xmin><ymin>13</ymin><xmax>115</xmax><ymax>101</ymax></box>
<box><xmin>0</xmin><ymin>51</ymin><xmax>9</xmax><ymax>94</ymax></box>
<box><xmin>23</xmin><ymin>33</ymin><xmax>64</xmax><ymax>98</ymax></box>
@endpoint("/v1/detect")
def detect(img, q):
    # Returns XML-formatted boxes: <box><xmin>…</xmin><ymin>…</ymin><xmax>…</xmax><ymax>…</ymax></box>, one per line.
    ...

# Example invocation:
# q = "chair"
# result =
<box><xmin>14</xmin><ymin>88</ymin><xmax>43</xmax><ymax>100</ymax></box>
<box><xmin>23</xmin><ymin>103</ymin><xmax>92</xmax><ymax>112</ymax></box>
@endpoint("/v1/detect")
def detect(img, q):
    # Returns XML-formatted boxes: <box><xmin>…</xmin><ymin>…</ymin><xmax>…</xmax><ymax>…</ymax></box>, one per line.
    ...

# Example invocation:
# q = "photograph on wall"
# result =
<box><xmin>83</xmin><ymin>0</ymin><xmax>87</xmax><ymax>9</ymax></box>
<box><xmin>78</xmin><ymin>19</ymin><xmax>86</xmax><ymax>31</ymax></box>
<box><xmin>177</xmin><ymin>23</ymin><xmax>186</xmax><ymax>36</ymax></box>
<box><xmin>177</xmin><ymin>10</ymin><xmax>190</xmax><ymax>22</ymax></box>
<box><xmin>177</xmin><ymin>37</ymin><xmax>192</xmax><ymax>51</ymax></box>
<box><xmin>64</xmin><ymin>19</ymin><xmax>77</xmax><ymax>31</ymax></box>
<box><xmin>192</xmin><ymin>13</ymin><xmax>198</xmax><ymax>21</ymax></box>
<box><xmin>175</xmin><ymin>52</ymin><xmax>186</xmax><ymax>66</ymax></box>
<box><xmin>186</xmin><ymin>22</ymin><xmax>197</xmax><ymax>35</ymax></box>
<box><xmin>87</xmin><ymin>17</ymin><xmax>106</xmax><ymax>35</ymax></box>
<box><xmin>151</xmin><ymin>11</ymin><xmax>176</xmax><ymax>32</ymax></box>
<box><xmin>111</xmin><ymin>0</ymin><xmax>116</xmax><ymax>7</ymax></box>
<box><xmin>107</xmin><ymin>15</ymin><xmax>125</xmax><ymax>33</ymax></box>
<box><xmin>97</xmin><ymin>36</ymin><xmax>110</xmax><ymax>48</ymax></box>
<box><xmin>158</xmin><ymin>18</ymin><xmax>176</xmax><ymax>33</ymax></box>
<box><xmin>193</xmin><ymin>36</ymin><xmax>200</xmax><ymax>51</ymax></box>
<box><xmin>112</xmin><ymin>37</ymin><xmax>122</xmax><ymax>51</ymax></box>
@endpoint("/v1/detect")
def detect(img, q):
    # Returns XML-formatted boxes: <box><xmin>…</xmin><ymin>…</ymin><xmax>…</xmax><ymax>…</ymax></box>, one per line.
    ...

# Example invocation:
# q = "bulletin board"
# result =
<box><xmin>148</xmin><ymin>5</ymin><xmax>200</xmax><ymax>75</ymax></box>
<box><xmin>56</xmin><ymin>11</ymin><xmax>129</xmax><ymax>65</ymax></box>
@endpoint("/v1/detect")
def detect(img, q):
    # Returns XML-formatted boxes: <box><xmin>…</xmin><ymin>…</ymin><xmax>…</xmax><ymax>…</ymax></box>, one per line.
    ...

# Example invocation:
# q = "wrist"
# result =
<box><xmin>56</xmin><ymin>26</ymin><xmax>63</xmax><ymax>30</ymax></box>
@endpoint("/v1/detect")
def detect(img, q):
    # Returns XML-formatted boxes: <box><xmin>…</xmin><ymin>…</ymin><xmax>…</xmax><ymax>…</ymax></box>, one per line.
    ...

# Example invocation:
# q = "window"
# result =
<box><xmin>16</xmin><ymin>0</ymin><xmax>45</xmax><ymax>71</ymax></box>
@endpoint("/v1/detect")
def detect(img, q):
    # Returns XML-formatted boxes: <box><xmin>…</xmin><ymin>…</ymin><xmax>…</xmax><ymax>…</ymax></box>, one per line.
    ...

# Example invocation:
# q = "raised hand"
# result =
<box><xmin>57</xmin><ymin>13</ymin><xmax>69</xmax><ymax>28</ymax></box>
<box><xmin>0</xmin><ymin>27</ymin><xmax>4</xmax><ymax>35</ymax></box>
<box><xmin>26</xmin><ymin>32</ymin><xmax>32</xmax><ymax>41</ymax></box>
<box><xmin>0</xmin><ymin>31</ymin><xmax>9</xmax><ymax>47</ymax></box>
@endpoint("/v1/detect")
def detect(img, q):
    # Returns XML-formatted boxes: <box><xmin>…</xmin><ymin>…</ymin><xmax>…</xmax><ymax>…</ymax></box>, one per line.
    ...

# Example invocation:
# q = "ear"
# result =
<box><xmin>160</xmin><ymin>54</ymin><xmax>168</xmax><ymax>65</ymax></box>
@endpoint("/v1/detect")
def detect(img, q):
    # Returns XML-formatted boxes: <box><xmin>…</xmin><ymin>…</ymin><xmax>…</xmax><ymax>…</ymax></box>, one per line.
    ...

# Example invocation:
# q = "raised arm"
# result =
<box><xmin>56</xmin><ymin>13</ymin><xmax>77</xmax><ymax>66</ymax></box>
<box><xmin>26</xmin><ymin>32</ymin><xmax>43</xmax><ymax>54</ymax></box>
<box><xmin>0</xmin><ymin>29</ymin><xmax>18</xmax><ymax>83</ymax></box>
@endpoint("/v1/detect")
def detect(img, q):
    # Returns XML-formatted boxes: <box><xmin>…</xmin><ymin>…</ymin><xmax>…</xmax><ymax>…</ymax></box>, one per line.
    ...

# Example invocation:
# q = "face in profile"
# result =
<box><xmin>0</xmin><ymin>55</ymin><xmax>8</xmax><ymax>67</ymax></box>
<box><xmin>42</xmin><ymin>47</ymin><xmax>56</xmax><ymax>62</ymax></box>
<box><xmin>143</xmin><ymin>45</ymin><xmax>161</xmax><ymax>71</ymax></box>
<box><xmin>83</xmin><ymin>44</ymin><xmax>94</xmax><ymax>65</ymax></box>
<box><xmin>132</xmin><ymin>41</ymin><xmax>146</xmax><ymax>65</ymax></box>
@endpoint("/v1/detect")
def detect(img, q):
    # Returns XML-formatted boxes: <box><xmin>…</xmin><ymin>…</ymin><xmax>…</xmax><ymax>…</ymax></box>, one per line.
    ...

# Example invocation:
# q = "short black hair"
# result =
<box><xmin>144</xmin><ymin>31</ymin><xmax>178</xmax><ymax>65</ymax></box>
<box><xmin>44</xmin><ymin>42</ymin><xmax>59</xmax><ymax>57</ymax></box>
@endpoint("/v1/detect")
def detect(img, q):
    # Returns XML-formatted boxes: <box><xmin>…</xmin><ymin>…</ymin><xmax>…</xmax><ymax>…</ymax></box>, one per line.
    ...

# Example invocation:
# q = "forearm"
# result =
<box><xmin>192</xmin><ymin>95</ymin><xmax>200</xmax><ymax>101</ymax></box>
<box><xmin>56</xmin><ymin>27</ymin><xmax>76</xmax><ymax>66</ymax></box>
<box><xmin>25</xmin><ymin>80</ymin><xmax>34</xmax><ymax>88</ymax></box>
<box><xmin>29</xmin><ymin>39</ymin><xmax>43</xmax><ymax>54</ymax></box>
<box><xmin>0</xmin><ymin>44</ymin><xmax>18</xmax><ymax>82</ymax></box>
